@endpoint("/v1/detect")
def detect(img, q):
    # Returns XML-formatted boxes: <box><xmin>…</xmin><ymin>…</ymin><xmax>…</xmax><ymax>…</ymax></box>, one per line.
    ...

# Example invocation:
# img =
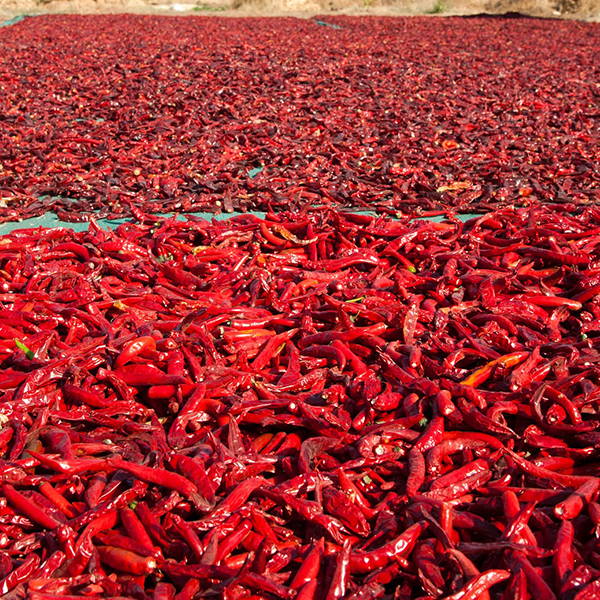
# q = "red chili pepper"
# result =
<box><xmin>38</xmin><ymin>481</ymin><xmax>78</xmax><ymax>518</ymax></box>
<box><xmin>112</xmin><ymin>364</ymin><xmax>188</xmax><ymax>386</ymax></box>
<box><xmin>108</xmin><ymin>457</ymin><xmax>200</xmax><ymax>502</ymax></box>
<box><xmin>406</xmin><ymin>446</ymin><xmax>426</xmax><ymax>497</ymax></box>
<box><xmin>504</xmin><ymin>448</ymin><xmax>595</xmax><ymax>488</ymax></box>
<box><xmin>349</xmin><ymin>521</ymin><xmax>425</xmax><ymax>573</ymax></box>
<box><xmin>114</xmin><ymin>336</ymin><xmax>157</xmax><ymax>368</ymax></box>
<box><xmin>169</xmin><ymin>514</ymin><xmax>204</xmax><ymax>561</ymax></box>
<box><xmin>119</xmin><ymin>507</ymin><xmax>156</xmax><ymax>553</ymax></box>
<box><xmin>461</xmin><ymin>351</ymin><xmax>529</xmax><ymax>387</ymax></box>
<box><xmin>0</xmin><ymin>187</ymin><xmax>599</xmax><ymax>600</ymax></box>
<box><xmin>442</xmin><ymin>569</ymin><xmax>511</xmax><ymax>600</ymax></box>
<box><xmin>554</xmin><ymin>478</ymin><xmax>600</xmax><ymax>520</ymax></box>
<box><xmin>2</xmin><ymin>484</ymin><xmax>62</xmax><ymax>530</ymax></box>
<box><xmin>518</xmin><ymin>294</ymin><xmax>582</xmax><ymax>311</ymax></box>
<box><xmin>0</xmin><ymin>553</ymin><xmax>40</xmax><ymax>594</ymax></box>
<box><xmin>97</xmin><ymin>545</ymin><xmax>157</xmax><ymax>575</ymax></box>
<box><xmin>95</xmin><ymin>530</ymin><xmax>157</xmax><ymax>558</ymax></box>
<box><xmin>553</xmin><ymin>520</ymin><xmax>574</xmax><ymax>587</ymax></box>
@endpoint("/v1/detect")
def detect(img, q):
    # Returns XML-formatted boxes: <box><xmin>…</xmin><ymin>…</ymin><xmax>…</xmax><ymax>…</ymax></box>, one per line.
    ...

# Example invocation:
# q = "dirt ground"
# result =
<box><xmin>0</xmin><ymin>0</ymin><xmax>598</xmax><ymax>20</ymax></box>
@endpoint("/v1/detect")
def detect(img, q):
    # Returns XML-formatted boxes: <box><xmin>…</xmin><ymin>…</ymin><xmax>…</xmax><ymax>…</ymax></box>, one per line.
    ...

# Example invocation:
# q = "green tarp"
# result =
<box><xmin>0</xmin><ymin>15</ymin><xmax>28</xmax><ymax>28</ymax></box>
<box><xmin>0</xmin><ymin>211</ymin><xmax>481</xmax><ymax>236</ymax></box>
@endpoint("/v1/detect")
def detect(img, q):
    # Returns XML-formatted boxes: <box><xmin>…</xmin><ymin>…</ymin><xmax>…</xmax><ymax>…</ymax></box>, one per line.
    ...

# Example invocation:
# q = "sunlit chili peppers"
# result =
<box><xmin>0</xmin><ymin>164</ymin><xmax>599</xmax><ymax>598</ymax></box>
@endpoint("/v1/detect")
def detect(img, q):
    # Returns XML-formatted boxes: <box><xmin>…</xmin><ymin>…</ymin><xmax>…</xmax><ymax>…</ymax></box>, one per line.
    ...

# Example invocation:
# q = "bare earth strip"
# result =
<box><xmin>0</xmin><ymin>0</ymin><xmax>598</xmax><ymax>21</ymax></box>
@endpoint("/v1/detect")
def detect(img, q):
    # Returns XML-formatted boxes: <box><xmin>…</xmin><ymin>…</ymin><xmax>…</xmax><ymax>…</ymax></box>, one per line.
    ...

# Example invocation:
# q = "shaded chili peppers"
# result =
<box><xmin>0</xmin><ymin>15</ymin><xmax>598</xmax><ymax>221</ymax></box>
<box><xmin>0</xmin><ymin>204</ymin><xmax>599</xmax><ymax>598</ymax></box>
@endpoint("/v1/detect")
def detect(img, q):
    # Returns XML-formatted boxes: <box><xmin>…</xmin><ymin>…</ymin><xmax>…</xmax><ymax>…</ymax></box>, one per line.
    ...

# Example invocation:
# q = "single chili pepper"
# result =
<box><xmin>553</xmin><ymin>519</ymin><xmax>574</xmax><ymax>587</ymax></box>
<box><xmin>119</xmin><ymin>507</ymin><xmax>156</xmax><ymax>553</ymax></box>
<box><xmin>518</xmin><ymin>295</ymin><xmax>582</xmax><ymax>311</ymax></box>
<box><xmin>414</xmin><ymin>416</ymin><xmax>445</xmax><ymax>453</ymax></box>
<box><xmin>504</xmin><ymin>448</ymin><xmax>595</xmax><ymax>488</ymax></box>
<box><xmin>135</xmin><ymin>502</ymin><xmax>170</xmax><ymax>547</ymax></box>
<box><xmin>441</xmin><ymin>569</ymin><xmax>511</xmax><ymax>600</ymax></box>
<box><xmin>461</xmin><ymin>351</ymin><xmax>529</xmax><ymax>387</ymax></box>
<box><xmin>112</xmin><ymin>365</ymin><xmax>187</xmax><ymax>386</ymax></box>
<box><xmin>522</xmin><ymin>247</ymin><xmax>588</xmax><ymax>266</ymax></box>
<box><xmin>95</xmin><ymin>530</ymin><xmax>157</xmax><ymax>558</ymax></box>
<box><xmin>200</xmin><ymin>478</ymin><xmax>266</xmax><ymax>528</ymax></box>
<box><xmin>84</xmin><ymin>472</ymin><xmax>107</xmax><ymax>508</ymax></box>
<box><xmin>554</xmin><ymin>478</ymin><xmax>600</xmax><ymax>520</ymax></box>
<box><xmin>0</xmin><ymin>553</ymin><xmax>41</xmax><ymax>594</ymax></box>
<box><xmin>108</xmin><ymin>457</ymin><xmax>200</xmax><ymax>501</ymax></box>
<box><xmin>214</xmin><ymin>519</ymin><xmax>252</xmax><ymax>563</ymax></box>
<box><xmin>97</xmin><ymin>546</ymin><xmax>157</xmax><ymax>575</ymax></box>
<box><xmin>251</xmin><ymin>329</ymin><xmax>298</xmax><ymax>371</ymax></box>
<box><xmin>349</xmin><ymin>521</ymin><xmax>425</xmax><ymax>573</ymax></box>
<box><xmin>169</xmin><ymin>514</ymin><xmax>204</xmax><ymax>561</ymax></box>
<box><xmin>62</xmin><ymin>383</ymin><xmax>111</xmax><ymax>408</ymax></box>
<box><xmin>435</xmin><ymin>389</ymin><xmax>458</xmax><ymax>417</ymax></box>
<box><xmin>27</xmin><ymin>450</ymin><xmax>110</xmax><ymax>475</ymax></box>
<box><xmin>325</xmin><ymin>538</ymin><xmax>352</xmax><ymax>600</ymax></box>
<box><xmin>290</xmin><ymin>539</ymin><xmax>323</xmax><ymax>589</ymax></box>
<box><xmin>114</xmin><ymin>336</ymin><xmax>157</xmax><ymax>368</ymax></box>
<box><xmin>424</xmin><ymin>470</ymin><xmax>492</xmax><ymax>501</ymax></box>
<box><xmin>171</xmin><ymin>455</ymin><xmax>215</xmax><ymax>504</ymax></box>
<box><xmin>430</xmin><ymin>459</ymin><xmax>490</xmax><ymax>491</ymax></box>
<box><xmin>38</xmin><ymin>482</ymin><xmax>77</xmax><ymax>518</ymax></box>
<box><xmin>406</xmin><ymin>446</ymin><xmax>426</xmax><ymax>497</ymax></box>
<box><xmin>2</xmin><ymin>484</ymin><xmax>61</xmax><ymax>529</ymax></box>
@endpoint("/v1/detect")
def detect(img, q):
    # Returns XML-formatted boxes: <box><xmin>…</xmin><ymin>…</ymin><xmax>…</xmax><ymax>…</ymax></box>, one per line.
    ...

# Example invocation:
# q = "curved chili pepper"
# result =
<box><xmin>0</xmin><ymin>553</ymin><xmax>41</xmax><ymax>594</ymax></box>
<box><xmin>107</xmin><ymin>457</ymin><xmax>201</xmax><ymax>502</ymax></box>
<box><xmin>461</xmin><ymin>351</ymin><xmax>529</xmax><ymax>387</ymax></box>
<box><xmin>441</xmin><ymin>569</ymin><xmax>510</xmax><ymax>600</ymax></box>
<box><xmin>114</xmin><ymin>336</ymin><xmax>157</xmax><ymax>368</ymax></box>
<box><xmin>504</xmin><ymin>448</ymin><xmax>595</xmax><ymax>488</ymax></box>
<box><xmin>349</xmin><ymin>521</ymin><xmax>425</xmax><ymax>574</ymax></box>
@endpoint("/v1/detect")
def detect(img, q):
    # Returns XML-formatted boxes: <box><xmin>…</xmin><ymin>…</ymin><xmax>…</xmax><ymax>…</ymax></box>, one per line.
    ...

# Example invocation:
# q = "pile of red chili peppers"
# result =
<box><xmin>0</xmin><ymin>204</ymin><xmax>598</xmax><ymax>598</ymax></box>
<box><xmin>0</xmin><ymin>15</ymin><xmax>598</xmax><ymax>220</ymax></box>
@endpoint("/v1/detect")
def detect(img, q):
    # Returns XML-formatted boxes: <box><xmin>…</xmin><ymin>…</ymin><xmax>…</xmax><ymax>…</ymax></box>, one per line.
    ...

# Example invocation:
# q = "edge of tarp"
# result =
<box><xmin>0</xmin><ymin>15</ymin><xmax>29</xmax><ymax>28</ymax></box>
<box><xmin>313</xmin><ymin>19</ymin><xmax>343</xmax><ymax>29</ymax></box>
<box><xmin>0</xmin><ymin>210</ymin><xmax>482</xmax><ymax>236</ymax></box>
<box><xmin>0</xmin><ymin>211</ymin><xmax>266</xmax><ymax>235</ymax></box>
